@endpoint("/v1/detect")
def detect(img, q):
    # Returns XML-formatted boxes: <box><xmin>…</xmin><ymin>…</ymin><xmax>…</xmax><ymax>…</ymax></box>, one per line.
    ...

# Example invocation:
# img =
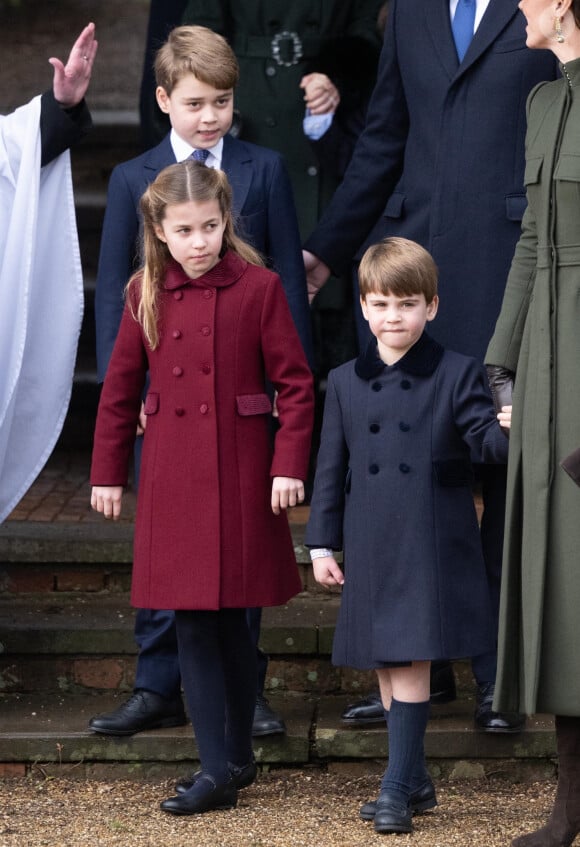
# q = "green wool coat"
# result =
<box><xmin>485</xmin><ymin>57</ymin><xmax>580</xmax><ymax>716</ymax></box>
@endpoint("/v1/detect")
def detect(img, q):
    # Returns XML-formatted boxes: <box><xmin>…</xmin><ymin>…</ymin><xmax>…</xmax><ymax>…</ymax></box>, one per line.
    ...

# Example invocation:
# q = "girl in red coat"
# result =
<box><xmin>90</xmin><ymin>160</ymin><xmax>313</xmax><ymax>815</ymax></box>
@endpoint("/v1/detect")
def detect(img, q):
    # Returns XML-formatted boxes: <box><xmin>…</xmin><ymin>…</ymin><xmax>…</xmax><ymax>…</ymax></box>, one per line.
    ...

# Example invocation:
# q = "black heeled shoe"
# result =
<box><xmin>160</xmin><ymin>773</ymin><xmax>237</xmax><ymax>816</ymax></box>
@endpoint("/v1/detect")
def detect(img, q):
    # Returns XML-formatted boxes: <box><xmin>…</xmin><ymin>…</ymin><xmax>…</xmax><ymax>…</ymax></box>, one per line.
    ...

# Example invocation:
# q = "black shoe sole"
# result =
<box><xmin>89</xmin><ymin>716</ymin><xmax>187</xmax><ymax>736</ymax></box>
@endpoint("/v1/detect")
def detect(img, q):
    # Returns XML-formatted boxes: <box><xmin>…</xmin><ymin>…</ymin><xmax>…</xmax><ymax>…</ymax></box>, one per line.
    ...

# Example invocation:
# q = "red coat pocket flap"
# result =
<box><xmin>143</xmin><ymin>392</ymin><xmax>159</xmax><ymax>415</ymax></box>
<box><xmin>236</xmin><ymin>393</ymin><xmax>272</xmax><ymax>416</ymax></box>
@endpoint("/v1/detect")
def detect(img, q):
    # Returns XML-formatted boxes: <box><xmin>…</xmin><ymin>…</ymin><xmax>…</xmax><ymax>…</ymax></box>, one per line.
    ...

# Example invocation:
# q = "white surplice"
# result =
<box><xmin>0</xmin><ymin>95</ymin><xmax>83</xmax><ymax>522</ymax></box>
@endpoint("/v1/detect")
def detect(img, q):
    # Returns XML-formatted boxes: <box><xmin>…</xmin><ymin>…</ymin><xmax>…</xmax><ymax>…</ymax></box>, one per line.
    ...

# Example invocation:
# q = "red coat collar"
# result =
<box><xmin>163</xmin><ymin>251</ymin><xmax>247</xmax><ymax>290</ymax></box>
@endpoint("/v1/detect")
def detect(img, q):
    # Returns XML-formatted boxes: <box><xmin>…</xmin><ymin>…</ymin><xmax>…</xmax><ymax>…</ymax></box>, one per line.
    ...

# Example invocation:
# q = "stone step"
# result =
<box><xmin>0</xmin><ymin>690</ymin><xmax>555</xmax><ymax>782</ymax></box>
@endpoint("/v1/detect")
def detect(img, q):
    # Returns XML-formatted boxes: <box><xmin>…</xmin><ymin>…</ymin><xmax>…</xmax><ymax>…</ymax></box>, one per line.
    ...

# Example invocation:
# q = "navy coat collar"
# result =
<box><xmin>355</xmin><ymin>332</ymin><xmax>444</xmax><ymax>380</ymax></box>
<box><xmin>163</xmin><ymin>251</ymin><xmax>246</xmax><ymax>290</ymax></box>
<box><xmin>425</xmin><ymin>0</ymin><xmax>521</xmax><ymax>82</ymax></box>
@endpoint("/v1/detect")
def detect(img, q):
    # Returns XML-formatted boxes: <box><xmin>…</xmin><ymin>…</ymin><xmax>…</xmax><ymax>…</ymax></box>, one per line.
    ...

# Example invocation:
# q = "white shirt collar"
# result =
<box><xmin>169</xmin><ymin>129</ymin><xmax>223</xmax><ymax>169</ymax></box>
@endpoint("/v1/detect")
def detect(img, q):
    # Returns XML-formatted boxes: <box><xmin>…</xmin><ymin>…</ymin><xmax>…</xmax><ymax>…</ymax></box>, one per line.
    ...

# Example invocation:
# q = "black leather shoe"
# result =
<box><xmin>252</xmin><ymin>695</ymin><xmax>286</xmax><ymax>736</ymax></box>
<box><xmin>175</xmin><ymin>757</ymin><xmax>257</xmax><ymax>795</ymax></box>
<box><xmin>373</xmin><ymin>790</ymin><xmax>413</xmax><ymax>834</ymax></box>
<box><xmin>161</xmin><ymin>773</ymin><xmax>237</xmax><ymax>815</ymax></box>
<box><xmin>88</xmin><ymin>690</ymin><xmax>187</xmax><ymax>736</ymax></box>
<box><xmin>474</xmin><ymin>683</ymin><xmax>525</xmax><ymax>733</ymax></box>
<box><xmin>430</xmin><ymin>661</ymin><xmax>457</xmax><ymax>705</ymax></box>
<box><xmin>341</xmin><ymin>691</ymin><xmax>384</xmax><ymax>725</ymax></box>
<box><xmin>360</xmin><ymin>779</ymin><xmax>437</xmax><ymax>820</ymax></box>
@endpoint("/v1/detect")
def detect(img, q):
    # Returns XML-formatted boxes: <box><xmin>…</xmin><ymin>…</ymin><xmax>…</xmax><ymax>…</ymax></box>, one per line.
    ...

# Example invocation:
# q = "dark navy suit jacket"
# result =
<box><xmin>95</xmin><ymin>132</ymin><xmax>312</xmax><ymax>380</ymax></box>
<box><xmin>304</xmin><ymin>0</ymin><xmax>559</xmax><ymax>362</ymax></box>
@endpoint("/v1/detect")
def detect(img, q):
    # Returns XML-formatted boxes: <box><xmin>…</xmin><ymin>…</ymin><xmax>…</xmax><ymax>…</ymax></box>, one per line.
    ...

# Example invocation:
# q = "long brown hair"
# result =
<box><xmin>129</xmin><ymin>160</ymin><xmax>264</xmax><ymax>349</ymax></box>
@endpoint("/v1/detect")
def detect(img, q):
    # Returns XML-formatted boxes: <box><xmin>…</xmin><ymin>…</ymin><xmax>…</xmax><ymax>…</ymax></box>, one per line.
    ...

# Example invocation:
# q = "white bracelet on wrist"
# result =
<box><xmin>310</xmin><ymin>548</ymin><xmax>333</xmax><ymax>561</ymax></box>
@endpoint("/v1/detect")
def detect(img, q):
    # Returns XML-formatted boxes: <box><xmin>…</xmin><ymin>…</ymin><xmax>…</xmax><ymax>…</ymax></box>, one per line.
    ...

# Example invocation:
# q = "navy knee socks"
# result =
<box><xmin>381</xmin><ymin>698</ymin><xmax>430</xmax><ymax>804</ymax></box>
<box><xmin>175</xmin><ymin>609</ymin><xmax>257</xmax><ymax>784</ymax></box>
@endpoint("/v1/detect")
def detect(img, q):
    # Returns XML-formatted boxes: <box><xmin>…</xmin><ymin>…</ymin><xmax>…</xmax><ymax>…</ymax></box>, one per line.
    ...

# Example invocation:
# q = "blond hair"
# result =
<box><xmin>154</xmin><ymin>25</ymin><xmax>239</xmax><ymax>94</ymax></box>
<box><xmin>359</xmin><ymin>237</ymin><xmax>438</xmax><ymax>303</ymax></box>
<box><xmin>129</xmin><ymin>160</ymin><xmax>263</xmax><ymax>350</ymax></box>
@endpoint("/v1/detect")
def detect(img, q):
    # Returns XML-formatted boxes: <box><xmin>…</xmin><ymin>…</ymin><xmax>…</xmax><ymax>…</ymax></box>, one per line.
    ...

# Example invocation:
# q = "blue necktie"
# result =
<box><xmin>452</xmin><ymin>0</ymin><xmax>476</xmax><ymax>62</ymax></box>
<box><xmin>191</xmin><ymin>148</ymin><xmax>210</xmax><ymax>163</ymax></box>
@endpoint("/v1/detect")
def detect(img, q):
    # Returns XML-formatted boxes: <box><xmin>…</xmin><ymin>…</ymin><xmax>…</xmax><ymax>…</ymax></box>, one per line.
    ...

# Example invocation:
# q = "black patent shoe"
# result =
<box><xmin>161</xmin><ymin>773</ymin><xmax>237</xmax><ymax>815</ymax></box>
<box><xmin>360</xmin><ymin>779</ymin><xmax>437</xmax><ymax>820</ymax></box>
<box><xmin>341</xmin><ymin>691</ymin><xmax>384</xmax><ymax>725</ymax></box>
<box><xmin>175</xmin><ymin>757</ymin><xmax>257</xmax><ymax>795</ymax></box>
<box><xmin>373</xmin><ymin>790</ymin><xmax>413</xmax><ymax>834</ymax></box>
<box><xmin>474</xmin><ymin>683</ymin><xmax>525</xmax><ymax>734</ymax></box>
<box><xmin>252</xmin><ymin>695</ymin><xmax>286</xmax><ymax>736</ymax></box>
<box><xmin>88</xmin><ymin>690</ymin><xmax>187</xmax><ymax>736</ymax></box>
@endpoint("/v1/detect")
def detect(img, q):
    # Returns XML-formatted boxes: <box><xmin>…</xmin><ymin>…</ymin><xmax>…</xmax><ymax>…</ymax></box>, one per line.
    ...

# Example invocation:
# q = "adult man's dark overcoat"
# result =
<box><xmin>305</xmin><ymin>0</ymin><xmax>559</xmax><ymax>361</ymax></box>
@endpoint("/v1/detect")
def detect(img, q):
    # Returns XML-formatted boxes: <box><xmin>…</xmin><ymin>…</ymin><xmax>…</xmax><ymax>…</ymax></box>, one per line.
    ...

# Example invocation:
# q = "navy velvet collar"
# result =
<box><xmin>355</xmin><ymin>332</ymin><xmax>445</xmax><ymax>380</ymax></box>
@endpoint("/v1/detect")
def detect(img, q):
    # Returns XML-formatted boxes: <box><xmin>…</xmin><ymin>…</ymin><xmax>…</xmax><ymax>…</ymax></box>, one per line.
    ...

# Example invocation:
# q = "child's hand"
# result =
<box><xmin>497</xmin><ymin>405</ymin><xmax>512</xmax><ymax>431</ymax></box>
<box><xmin>313</xmin><ymin>556</ymin><xmax>345</xmax><ymax>587</ymax></box>
<box><xmin>300</xmin><ymin>73</ymin><xmax>340</xmax><ymax>115</ymax></box>
<box><xmin>91</xmin><ymin>485</ymin><xmax>123</xmax><ymax>520</ymax></box>
<box><xmin>271</xmin><ymin>477</ymin><xmax>305</xmax><ymax>515</ymax></box>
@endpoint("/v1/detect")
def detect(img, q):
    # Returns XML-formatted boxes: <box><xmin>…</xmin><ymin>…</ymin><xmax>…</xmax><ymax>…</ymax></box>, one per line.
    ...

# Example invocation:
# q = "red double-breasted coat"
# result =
<box><xmin>91</xmin><ymin>252</ymin><xmax>314</xmax><ymax>610</ymax></box>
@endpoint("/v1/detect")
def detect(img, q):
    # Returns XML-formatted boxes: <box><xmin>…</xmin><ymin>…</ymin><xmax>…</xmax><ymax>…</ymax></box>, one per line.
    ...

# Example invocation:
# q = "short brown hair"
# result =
<box><xmin>358</xmin><ymin>237</ymin><xmax>438</xmax><ymax>303</ymax></box>
<box><xmin>154</xmin><ymin>25</ymin><xmax>239</xmax><ymax>95</ymax></box>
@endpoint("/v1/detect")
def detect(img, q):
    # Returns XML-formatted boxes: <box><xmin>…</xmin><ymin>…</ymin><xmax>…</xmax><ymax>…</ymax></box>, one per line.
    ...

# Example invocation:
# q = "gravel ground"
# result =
<box><xmin>0</xmin><ymin>770</ymin><xmax>554</xmax><ymax>847</ymax></box>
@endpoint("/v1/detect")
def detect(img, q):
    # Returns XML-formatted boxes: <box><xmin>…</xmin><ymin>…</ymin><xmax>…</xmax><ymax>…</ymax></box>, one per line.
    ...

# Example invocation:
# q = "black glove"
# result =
<box><xmin>561</xmin><ymin>447</ymin><xmax>580</xmax><ymax>487</ymax></box>
<box><xmin>486</xmin><ymin>365</ymin><xmax>514</xmax><ymax>438</ymax></box>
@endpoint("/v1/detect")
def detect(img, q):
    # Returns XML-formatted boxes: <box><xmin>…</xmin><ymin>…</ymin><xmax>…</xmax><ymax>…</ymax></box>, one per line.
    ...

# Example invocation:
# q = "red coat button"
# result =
<box><xmin>173</xmin><ymin>291</ymin><xmax>183</xmax><ymax>301</ymax></box>
<box><xmin>172</xmin><ymin>366</ymin><xmax>183</xmax><ymax>377</ymax></box>
<box><xmin>172</xmin><ymin>329</ymin><xmax>182</xmax><ymax>339</ymax></box>
<box><xmin>201</xmin><ymin>326</ymin><xmax>211</xmax><ymax>336</ymax></box>
<box><xmin>175</xmin><ymin>407</ymin><xmax>185</xmax><ymax>417</ymax></box>
<box><xmin>203</xmin><ymin>289</ymin><xmax>213</xmax><ymax>299</ymax></box>
<box><xmin>200</xmin><ymin>403</ymin><xmax>209</xmax><ymax>414</ymax></box>
<box><xmin>201</xmin><ymin>364</ymin><xmax>211</xmax><ymax>374</ymax></box>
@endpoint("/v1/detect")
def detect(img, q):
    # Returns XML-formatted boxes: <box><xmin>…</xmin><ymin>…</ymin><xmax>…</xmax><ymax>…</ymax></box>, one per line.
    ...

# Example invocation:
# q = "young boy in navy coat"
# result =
<box><xmin>90</xmin><ymin>25</ymin><xmax>312</xmax><ymax>739</ymax></box>
<box><xmin>306</xmin><ymin>237</ymin><xmax>511</xmax><ymax>835</ymax></box>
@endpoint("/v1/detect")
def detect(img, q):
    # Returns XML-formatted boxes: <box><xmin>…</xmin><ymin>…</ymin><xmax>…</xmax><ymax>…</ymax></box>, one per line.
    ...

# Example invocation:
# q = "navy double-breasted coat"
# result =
<box><xmin>91</xmin><ymin>252</ymin><xmax>314</xmax><ymax>611</ymax></box>
<box><xmin>305</xmin><ymin>335</ymin><xmax>508</xmax><ymax>669</ymax></box>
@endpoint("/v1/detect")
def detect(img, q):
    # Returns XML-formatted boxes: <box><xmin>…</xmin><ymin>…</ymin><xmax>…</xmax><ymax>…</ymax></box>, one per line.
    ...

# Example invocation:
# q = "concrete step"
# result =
<box><xmin>0</xmin><ymin>690</ymin><xmax>555</xmax><ymax>782</ymax></box>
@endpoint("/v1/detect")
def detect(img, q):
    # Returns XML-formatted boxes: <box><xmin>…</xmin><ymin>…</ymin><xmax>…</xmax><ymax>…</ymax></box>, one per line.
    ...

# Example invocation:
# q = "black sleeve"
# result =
<box><xmin>39</xmin><ymin>89</ymin><xmax>92</xmax><ymax>167</ymax></box>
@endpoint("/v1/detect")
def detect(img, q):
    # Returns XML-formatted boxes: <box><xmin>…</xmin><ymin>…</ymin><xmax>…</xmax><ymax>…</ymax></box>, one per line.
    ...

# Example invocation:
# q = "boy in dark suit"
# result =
<box><xmin>306</xmin><ymin>237</ymin><xmax>511</xmax><ymax>834</ymax></box>
<box><xmin>91</xmin><ymin>25</ymin><xmax>312</xmax><ymax>739</ymax></box>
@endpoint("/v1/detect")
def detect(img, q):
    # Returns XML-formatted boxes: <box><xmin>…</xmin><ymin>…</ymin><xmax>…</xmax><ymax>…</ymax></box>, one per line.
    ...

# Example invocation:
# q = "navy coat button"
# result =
<box><xmin>369</xmin><ymin>464</ymin><xmax>379</xmax><ymax>475</ymax></box>
<box><xmin>172</xmin><ymin>329</ymin><xmax>182</xmax><ymax>339</ymax></box>
<box><xmin>172</xmin><ymin>366</ymin><xmax>183</xmax><ymax>377</ymax></box>
<box><xmin>399</xmin><ymin>463</ymin><xmax>411</xmax><ymax>474</ymax></box>
<box><xmin>307</xmin><ymin>165</ymin><xmax>318</xmax><ymax>176</ymax></box>
<box><xmin>400</xmin><ymin>379</ymin><xmax>411</xmax><ymax>390</ymax></box>
<box><xmin>200</xmin><ymin>403</ymin><xmax>209</xmax><ymax>415</ymax></box>
<box><xmin>399</xmin><ymin>422</ymin><xmax>411</xmax><ymax>432</ymax></box>
<box><xmin>173</xmin><ymin>291</ymin><xmax>183</xmax><ymax>301</ymax></box>
<box><xmin>369</xmin><ymin>423</ymin><xmax>380</xmax><ymax>433</ymax></box>
<box><xmin>371</xmin><ymin>381</ymin><xmax>382</xmax><ymax>392</ymax></box>
<box><xmin>175</xmin><ymin>407</ymin><xmax>185</xmax><ymax>417</ymax></box>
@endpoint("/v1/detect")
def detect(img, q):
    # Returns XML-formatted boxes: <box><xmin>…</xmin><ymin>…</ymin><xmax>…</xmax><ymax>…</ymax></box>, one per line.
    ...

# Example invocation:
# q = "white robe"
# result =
<box><xmin>0</xmin><ymin>95</ymin><xmax>83</xmax><ymax>522</ymax></box>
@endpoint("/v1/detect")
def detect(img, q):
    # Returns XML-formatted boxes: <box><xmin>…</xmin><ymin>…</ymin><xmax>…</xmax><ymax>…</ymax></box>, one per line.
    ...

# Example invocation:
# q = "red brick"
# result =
<box><xmin>55</xmin><ymin>570</ymin><xmax>106</xmax><ymax>592</ymax></box>
<box><xmin>0</xmin><ymin>763</ymin><xmax>26</xmax><ymax>777</ymax></box>
<box><xmin>5</xmin><ymin>570</ymin><xmax>55</xmax><ymax>593</ymax></box>
<box><xmin>72</xmin><ymin>658</ymin><xmax>127</xmax><ymax>690</ymax></box>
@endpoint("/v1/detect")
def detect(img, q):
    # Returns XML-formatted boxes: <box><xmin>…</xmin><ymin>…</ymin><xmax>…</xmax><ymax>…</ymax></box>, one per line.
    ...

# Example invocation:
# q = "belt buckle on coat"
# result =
<box><xmin>271</xmin><ymin>31</ymin><xmax>303</xmax><ymax>67</ymax></box>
